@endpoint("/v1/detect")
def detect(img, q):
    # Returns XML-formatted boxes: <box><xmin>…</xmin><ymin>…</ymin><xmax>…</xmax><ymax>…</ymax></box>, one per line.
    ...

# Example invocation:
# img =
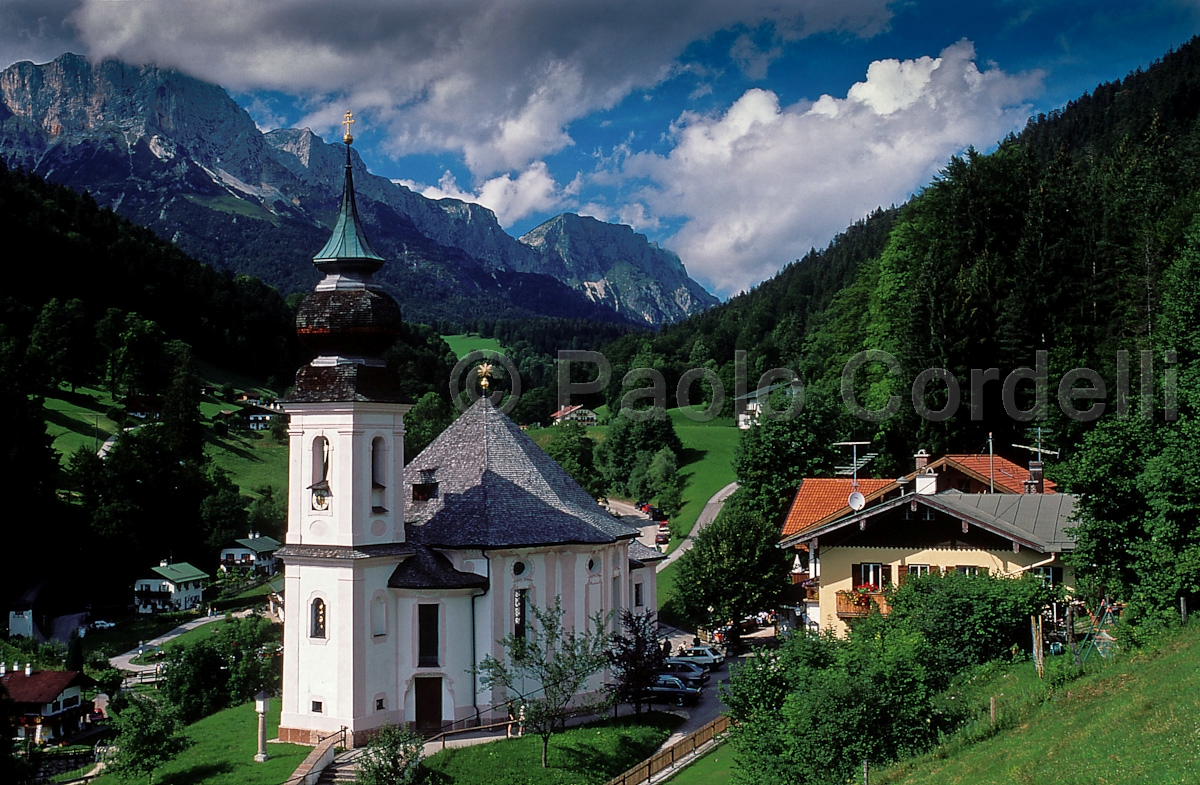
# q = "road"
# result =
<box><xmin>607</xmin><ymin>481</ymin><xmax>739</xmax><ymax>573</ymax></box>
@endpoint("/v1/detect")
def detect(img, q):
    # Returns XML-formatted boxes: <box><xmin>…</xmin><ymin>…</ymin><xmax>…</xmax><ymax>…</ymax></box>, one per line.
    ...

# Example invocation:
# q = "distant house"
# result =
<box><xmin>0</xmin><ymin>664</ymin><xmax>92</xmax><ymax>744</ymax></box>
<box><xmin>7</xmin><ymin>582</ymin><xmax>47</xmax><ymax>641</ymax></box>
<box><xmin>219</xmin><ymin>533</ymin><xmax>282</xmax><ymax>575</ymax></box>
<box><xmin>732</xmin><ymin>382</ymin><xmax>801</xmax><ymax>429</ymax></box>
<box><xmin>134</xmin><ymin>561</ymin><xmax>209</xmax><ymax>613</ymax></box>
<box><xmin>550</xmin><ymin>404</ymin><xmax>597</xmax><ymax>426</ymax></box>
<box><xmin>779</xmin><ymin>452</ymin><xmax>1073</xmax><ymax>636</ymax></box>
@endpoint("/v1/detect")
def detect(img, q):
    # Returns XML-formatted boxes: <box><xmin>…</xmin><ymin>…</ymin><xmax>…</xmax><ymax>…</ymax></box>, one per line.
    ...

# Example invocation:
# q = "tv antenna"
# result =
<box><xmin>1012</xmin><ymin>427</ymin><xmax>1060</xmax><ymax>461</ymax></box>
<box><xmin>834</xmin><ymin>441</ymin><xmax>873</xmax><ymax>510</ymax></box>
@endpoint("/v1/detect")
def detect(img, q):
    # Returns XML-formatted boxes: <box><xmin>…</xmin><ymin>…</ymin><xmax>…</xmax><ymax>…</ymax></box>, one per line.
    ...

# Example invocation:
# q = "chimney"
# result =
<box><xmin>914</xmin><ymin>449</ymin><xmax>930</xmax><ymax>471</ymax></box>
<box><xmin>1025</xmin><ymin>461</ymin><xmax>1044</xmax><ymax>494</ymax></box>
<box><xmin>160</xmin><ymin>559</ymin><xmax>169</xmax><ymax>567</ymax></box>
<box><xmin>25</xmin><ymin>663</ymin><xmax>32</xmax><ymax>676</ymax></box>
<box><xmin>915</xmin><ymin>468</ymin><xmax>937</xmax><ymax>495</ymax></box>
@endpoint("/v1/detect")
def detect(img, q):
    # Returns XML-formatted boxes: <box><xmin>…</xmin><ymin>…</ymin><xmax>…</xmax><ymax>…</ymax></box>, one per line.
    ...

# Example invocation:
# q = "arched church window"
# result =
<box><xmin>311</xmin><ymin>598</ymin><xmax>327</xmax><ymax>639</ymax></box>
<box><xmin>371</xmin><ymin>437</ymin><xmax>387</xmax><ymax>512</ymax></box>
<box><xmin>371</xmin><ymin>595</ymin><xmax>386</xmax><ymax>637</ymax></box>
<box><xmin>311</xmin><ymin>437</ymin><xmax>331</xmax><ymax>510</ymax></box>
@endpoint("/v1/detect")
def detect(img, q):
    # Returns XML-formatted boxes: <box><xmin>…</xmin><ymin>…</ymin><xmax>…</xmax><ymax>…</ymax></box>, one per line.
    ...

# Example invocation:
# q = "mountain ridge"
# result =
<box><xmin>0</xmin><ymin>53</ymin><xmax>717</xmax><ymax>326</ymax></box>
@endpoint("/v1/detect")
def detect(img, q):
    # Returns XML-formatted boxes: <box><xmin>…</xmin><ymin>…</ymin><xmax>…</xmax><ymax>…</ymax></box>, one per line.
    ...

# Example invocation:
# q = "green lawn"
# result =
<box><xmin>877</xmin><ymin>623</ymin><xmax>1200</xmax><ymax>785</ymax></box>
<box><xmin>205</xmin><ymin>428</ymin><xmax>289</xmax><ymax>498</ymax></box>
<box><xmin>90</xmin><ymin>699</ymin><xmax>310</xmax><ymax>785</ymax></box>
<box><xmin>442</xmin><ymin>333</ymin><xmax>506</xmax><ymax>360</ymax></box>
<box><xmin>423</xmin><ymin>712</ymin><xmax>683</xmax><ymax>785</ymax></box>
<box><xmin>662</xmin><ymin>741</ymin><xmax>733</xmax><ymax>785</ymax></box>
<box><xmin>43</xmin><ymin>385</ymin><xmax>121</xmax><ymax>464</ymax></box>
<box><xmin>666</xmin><ymin>409</ymin><xmax>739</xmax><ymax>547</ymax></box>
<box><xmin>82</xmin><ymin>612</ymin><xmax>200</xmax><ymax>661</ymax></box>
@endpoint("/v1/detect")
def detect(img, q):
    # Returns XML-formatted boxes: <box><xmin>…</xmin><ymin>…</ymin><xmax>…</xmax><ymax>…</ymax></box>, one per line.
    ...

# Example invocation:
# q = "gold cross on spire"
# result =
<box><xmin>476</xmin><ymin>361</ymin><xmax>494</xmax><ymax>390</ymax></box>
<box><xmin>342</xmin><ymin>110</ymin><xmax>355</xmax><ymax>145</ymax></box>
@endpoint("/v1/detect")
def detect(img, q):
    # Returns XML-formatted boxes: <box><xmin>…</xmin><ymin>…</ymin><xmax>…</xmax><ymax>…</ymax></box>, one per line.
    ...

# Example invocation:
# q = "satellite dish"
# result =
<box><xmin>848</xmin><ymin>492</ymin><xmax>866</xmax><ymax>511</ymax></box>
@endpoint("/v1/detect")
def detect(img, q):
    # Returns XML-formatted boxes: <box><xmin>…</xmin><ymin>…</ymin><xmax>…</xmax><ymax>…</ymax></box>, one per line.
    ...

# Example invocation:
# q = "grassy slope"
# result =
<box><xmin>879</xmin><ymin>624</ymin><xmax>1200</xmax><ymax>785</ymax></box>
<box><xmin>661</xmin><ymin>741</ymin><xmax>734</xmax><ymax>785</ymax></box>
<box><xmin>424</xmin><ymin>713</ymin><xmax>682</xmax><ymax>785</ymax></box>
<box><xmin>442</xmin><ymin>332</ymin><xmax>505</xmax><ymax>359</ymax></box>
<box><xmin>45</xmin><ymin>382</ymin><xmax>288</xmax><ymax>498</ymax></box>
<box><xmin>89</xmin><ymin>699</ymin><xmax>310</xmax><ymax>785</ymax></box>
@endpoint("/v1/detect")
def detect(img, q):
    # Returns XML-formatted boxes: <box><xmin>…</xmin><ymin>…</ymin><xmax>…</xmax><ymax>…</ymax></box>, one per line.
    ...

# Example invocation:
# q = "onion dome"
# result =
<box><xmin>286</xmin><ymin>111</ymin><xmax>408</xmax><ymax>404</ymax></box>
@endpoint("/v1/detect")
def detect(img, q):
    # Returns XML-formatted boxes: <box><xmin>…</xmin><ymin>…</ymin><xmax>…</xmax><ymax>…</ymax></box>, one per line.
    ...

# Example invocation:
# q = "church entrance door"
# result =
<box><xmin>414</xmin><ymin>677</ymin><xmax>442</xmax><ymax>731</ymax></box>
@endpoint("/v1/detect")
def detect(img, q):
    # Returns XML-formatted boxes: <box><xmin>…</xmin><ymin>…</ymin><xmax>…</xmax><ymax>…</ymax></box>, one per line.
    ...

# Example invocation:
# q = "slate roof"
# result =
<box><xmin>405</xmin><ymin>398</ymin><xmax>639</xmax><ymax>549</ymax></box>
<box><xmin>0</xmin><ymin>670</ymin><xmax>86</xmax><ymax>704</ymax></box>
<box><xmin>629</xmin><ymin>540</ymin><xmax>667</xmax><ymax>569</ymax></box>
<box><xmin>287</xmin><ymin>364</ymin><xmax>409</xmax><ymax>404</ymax></box>
<box><xmin>387</xmin><ymin>543</ymin><xmax>490</xmax><ymax>590</ymax></box>
<box><xmin>778</xmin><ymin>490</ymin><xmax>1077</xmax><ymax>553</ymax></box>
<box><xmin>148</xmin><ymin>562</ymin><xmax>208</xmax><ymax>584</ymax></box>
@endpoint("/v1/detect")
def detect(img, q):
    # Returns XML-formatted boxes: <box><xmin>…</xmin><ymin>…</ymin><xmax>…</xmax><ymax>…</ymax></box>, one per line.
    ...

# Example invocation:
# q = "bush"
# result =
<box><xmin>355</xmin><ymin>723</ymin><xmax>423</xmax><ymax>785</ymax></box>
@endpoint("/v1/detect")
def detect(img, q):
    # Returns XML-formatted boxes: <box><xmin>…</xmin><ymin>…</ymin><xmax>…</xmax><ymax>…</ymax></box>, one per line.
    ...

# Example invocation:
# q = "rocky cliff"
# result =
<box><xmin>0</xmin><ymin>54</ymin><xmax>717</xmax><ymax>325</ymax></box>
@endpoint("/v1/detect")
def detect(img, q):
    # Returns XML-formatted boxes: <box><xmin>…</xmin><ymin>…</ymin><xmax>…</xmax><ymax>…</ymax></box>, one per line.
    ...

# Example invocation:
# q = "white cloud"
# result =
<box><xmin>625</xmin><ymin>41</ymin><xmax>1043</xmax><ymax>296</ymax></box>
<box><xmin>401</xmin><ymin>161</ymin><xmax>564</xmax><ymax>228</ymax></box>
<box><xmin>62</xmin><ymin>0</ymin><xmax>895</xmax><ymax>176</ymax></box>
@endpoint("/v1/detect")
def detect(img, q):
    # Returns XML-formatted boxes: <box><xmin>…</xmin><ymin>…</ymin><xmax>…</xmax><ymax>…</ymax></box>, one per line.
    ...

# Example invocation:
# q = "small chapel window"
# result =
<box><xmin>311</xmin><ymin>598</ymin><xmax>327</xmax><ymax>639</ymax></box>
<box><xmin>418</xmin><ymin>604</ymin><xmax>439</xmax><ymax>667</ymax></box>
<box><xmin>371</xmin><ymin>437</ymin><xmax>387</xmax><ymax>511</ymax></box>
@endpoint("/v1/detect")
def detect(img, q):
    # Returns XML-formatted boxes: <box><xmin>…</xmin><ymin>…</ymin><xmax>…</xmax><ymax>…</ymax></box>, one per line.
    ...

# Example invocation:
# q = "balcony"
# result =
<box><xmin>835</xmin><ymin>590</ymin><xmax>891</xmax><ymax>619</ymax></box>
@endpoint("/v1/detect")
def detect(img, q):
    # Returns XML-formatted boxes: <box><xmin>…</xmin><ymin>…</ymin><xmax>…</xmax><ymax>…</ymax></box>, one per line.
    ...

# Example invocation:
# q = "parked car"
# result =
<box><xmin>673</xmin><ymin>645</ymin><xmax>725</xmax><ymax>669</ymax></box>
<box><xmin>657</xmin><ymin>520</ymin><xmax>670</xmax><ymax>531</ymax></box>
<box><xmin>90</xmin><ymin>620</ymin><xmax>116</xmax><ymax>630</ymax></box>
<box><xmin>641</xmin><ymin>674</ymin><xmax>702</xmax><ymax>706</ymax></box>
<box><xmin>661</xmin><ymin>659</ymin><xmax>709</xmax><ymax>686</ymax></box>
<box><xmin>655</xmin><ymin>530</ymin><xmax>671</xmax><ymax>545</ymax></box>
<box><xmin>647</xmin><ymin>506</ymin><xmax>665</xmax><ymax>521</ymax></box>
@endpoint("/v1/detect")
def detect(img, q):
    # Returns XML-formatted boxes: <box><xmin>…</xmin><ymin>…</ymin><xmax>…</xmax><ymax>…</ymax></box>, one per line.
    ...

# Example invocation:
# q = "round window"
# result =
<box><xmin>587</xmin><ymin>558</ymin><xmax>596</xmax><ymax>572</ymax></box>
<box><xmin>513</xmin><ymin>561</ymin><xmax>527</xmax><ymax>576</ymax></box>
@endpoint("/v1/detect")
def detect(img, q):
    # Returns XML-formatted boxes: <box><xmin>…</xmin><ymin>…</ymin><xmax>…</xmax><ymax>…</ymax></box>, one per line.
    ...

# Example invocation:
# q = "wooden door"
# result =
<box><xmin>414</xmin><ymin>677</ymin><xmax>442</xmax><ymax>732</ymax></box>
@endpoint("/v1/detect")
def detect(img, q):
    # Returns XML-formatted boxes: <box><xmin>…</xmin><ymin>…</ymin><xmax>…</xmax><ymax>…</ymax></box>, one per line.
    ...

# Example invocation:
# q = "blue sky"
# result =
<box><xmin>2</xmin><ymin>0</ymin><xmax>1198</xmax><ymax>297</ymax></box>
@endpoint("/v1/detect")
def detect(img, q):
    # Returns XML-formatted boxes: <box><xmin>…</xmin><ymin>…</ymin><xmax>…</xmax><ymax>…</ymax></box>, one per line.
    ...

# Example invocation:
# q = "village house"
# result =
<box><xmin>133</xmin><ymin>561</ymin><xmax>209</xmax><ymax>613</ymax></box>
<box><xmin>274</xmin><ymin>121</ymin><xmax>655</xmax><ymax>744</ymax></box>
<box><xmin>550</xmin><ymin>404</ymin><xmax>597</xmax><ymax>426</ymax></box>
<box><xmin>779</xmin><ymin>452</ymin><xmax>1074</xmax><ymax>636</ymax></box>
<box><xmin>219</xmin><ymin>533</ymin><xmax>282</xmax><ymax>575</ymax></box>
<box><xmin>0</xmin><ymin>663</ymin><xmax>92</xmax><ymax>744</ymax></box>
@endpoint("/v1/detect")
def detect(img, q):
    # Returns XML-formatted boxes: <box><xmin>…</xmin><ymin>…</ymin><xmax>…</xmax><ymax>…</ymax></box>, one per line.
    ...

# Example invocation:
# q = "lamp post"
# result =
<box><xmin>254</xmin><ymin>690</ymin><xmax>270</xmax><ymax>762</ymax></box>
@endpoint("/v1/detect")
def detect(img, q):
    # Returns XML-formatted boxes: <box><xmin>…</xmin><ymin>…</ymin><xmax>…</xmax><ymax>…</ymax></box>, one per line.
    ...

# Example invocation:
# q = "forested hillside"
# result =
<box><xmin>598</xmin><ymin>37</ymin><xmax>1200</xmax><ymax>482</ymax></box>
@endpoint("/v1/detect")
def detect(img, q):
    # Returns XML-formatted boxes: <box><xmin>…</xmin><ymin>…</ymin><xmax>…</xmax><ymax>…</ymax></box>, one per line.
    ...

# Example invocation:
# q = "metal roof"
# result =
<box><xmin>313</xmin><ymin>145</ymin><xmax>384</xmax><ymax>263</ymax></box>
<box><xmin>148</xmin><ymin>562</ymin><xmax>209</xmax><ymax>584</ymax></box>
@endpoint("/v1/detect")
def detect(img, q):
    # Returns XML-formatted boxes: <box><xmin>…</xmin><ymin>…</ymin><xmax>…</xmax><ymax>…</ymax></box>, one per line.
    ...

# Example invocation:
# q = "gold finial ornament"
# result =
<box><xmin>476</xmin><ymin>362</ymin><xmax>494</xmax><ymax>390</ymax></box>
<box><xmin>342</xmin><ymin>110</ymin><xmax>355</xmax><ymax>145</ymax></box>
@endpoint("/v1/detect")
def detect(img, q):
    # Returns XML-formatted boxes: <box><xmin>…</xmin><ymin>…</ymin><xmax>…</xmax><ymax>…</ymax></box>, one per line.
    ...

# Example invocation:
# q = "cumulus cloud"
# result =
<box><xmin>400</xmin><ymin>161</ymin><xmax>565</xmax><ymax>227</ymax></box>
<box><xmin>624</xmin><ymin>41</ymin><xmax>1043</xmax><ymax>296</ymax></box>
<box><xmin>60</xmin><ymin>0</ymin><xmax>895</xmax><ymax>176</ymax></box>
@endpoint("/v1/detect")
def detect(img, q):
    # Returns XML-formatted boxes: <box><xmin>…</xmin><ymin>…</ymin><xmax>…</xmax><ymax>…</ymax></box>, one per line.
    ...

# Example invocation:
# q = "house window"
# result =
<box><xmin>514</xmin><ymin>588</ymin><xmax>528</xmax><ymax>640</ymax></box>
<box><xmin>634</xmin><ymin>582</ymin><xmax>644</xmax><ymax>608</ymax></box>
<box><xmin>857</xmin><ymin>563</ymin><xmax>889</xmax><ymax>587</ymax></box>
<box><xmin>957</xmin><ymin>566</ymin><xmax>984</xmax><ymax>576</ymax></box>
<box><xmin>908</xmin><ymin>564</ymin><xmax>931</xmax><ymax>578</ymax></box>
<box><xmin>375</xmin><ymin>698</ymin><xmax>385</xmax><ymax>711</ymax></box>
<box><xmin>312</xmin><ymin>701</ymin><xmax>323</xmax><ymax>713</ymax></box>
<box><xmin>1032</xmin><ymin>566</ymin><xmax>1063</xmax><ymax>587</ymax></box>
<box><xmin>312</xmin><ymin>437</ymin><xmax>329</xmax><ymax>485</ymax></box>
<box><xmin>311</xmin><ymin>599</ymin><xmax>327</xmax><ymax>638</ymax></box>
<box><xmin>412</xmin><ymin>483</ymin><xmax>438</xmax><ymax>501</ymax></box>
<box><xmin>612</xmin><ymin>576</ymin><xmax>621</xmax><ymax>629</ymax></box>
<box><xmin>418</xmin><ymin>604</ymin><xmax>439</xmax><ymax>667</ymax></box>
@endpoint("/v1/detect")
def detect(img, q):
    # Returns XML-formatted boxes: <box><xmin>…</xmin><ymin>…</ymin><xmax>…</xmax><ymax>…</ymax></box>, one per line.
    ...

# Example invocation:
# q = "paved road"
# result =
<box><xmin>108</xmin><ymin>610</ymin><xmax>255</xmax><ymax>676</ymax></box>
<box><xmin>655</xmin><ymin>482</ymin><xmax>738</xmax><ymax>572</ymax></box>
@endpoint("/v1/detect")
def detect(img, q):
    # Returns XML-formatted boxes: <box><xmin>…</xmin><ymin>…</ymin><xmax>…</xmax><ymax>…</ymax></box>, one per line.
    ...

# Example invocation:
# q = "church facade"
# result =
<box><xmin>276</xmin><ymin>117</ymin><xmax>658</xmax><ymax>744</ymax></box>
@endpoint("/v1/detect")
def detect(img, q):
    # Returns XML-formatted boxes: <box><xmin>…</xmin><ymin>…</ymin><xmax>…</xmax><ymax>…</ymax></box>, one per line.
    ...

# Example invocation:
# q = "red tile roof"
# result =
<box><xmin>781</xmin><ymin>477</ymin><xmax>894</xmax><ymax>538</ymax></box>
<box><xmin>0</xmin><ymin>670</ymin><xmax>85</xmax><ymax>704</ymax></box>
<box><xmin>550</xmin><ymin>404</ymin><xmax>582</xmax><ymax>420</ymax></box>
<box><xmin>941</xmin><ymin>454</ymin><xmax>1057</xmax><ymax>494</ymax></box>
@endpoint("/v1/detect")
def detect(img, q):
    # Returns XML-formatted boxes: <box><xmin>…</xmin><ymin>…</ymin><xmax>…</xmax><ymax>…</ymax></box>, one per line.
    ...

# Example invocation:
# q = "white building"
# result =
<box><xmin>134</xmin><ymin>561</ymin><xmax>209</xmax><ymax>613</ymax></box>
<box><xmin>275</xmin><ymin>127</ymin><xmax>660</xmax><ymax>745</ymax></box>
<box><xmin>219</xmin><ymin>533</ymin><xmax>282</xmax><ymax>575</ymax></box>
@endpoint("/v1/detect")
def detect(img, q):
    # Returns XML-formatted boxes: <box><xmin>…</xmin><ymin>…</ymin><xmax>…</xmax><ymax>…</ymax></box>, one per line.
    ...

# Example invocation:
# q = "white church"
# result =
<box><xmin>275</xmin><ymin>117</ymin><xmax>661</xmax><ymax>744</ymax></box>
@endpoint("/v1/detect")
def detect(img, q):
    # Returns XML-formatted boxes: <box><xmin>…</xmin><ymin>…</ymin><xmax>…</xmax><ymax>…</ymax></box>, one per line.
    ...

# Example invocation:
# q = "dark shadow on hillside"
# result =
<box><xmin>45</xmin><ymin>408</ymin><xmax>109</xmax><ymax>440</ymax></box>
<box><xmin>679</xmin><ymin>446</ymin><xmax>705</xmax><ymax>467</ymax></box>
<box><xmin>53</xmin><ymin>389</ymin><xmax>110</xmax><ymax>412</ymax></box>
<box><xmin>162</xmin><ymin>761</ymin><xmax>234</xmax><ymax>785</ymax></box>
<box><xmin>205</xmin><ymin>432</ymin><xmax>258</xmax><ymax>461</ymax></box>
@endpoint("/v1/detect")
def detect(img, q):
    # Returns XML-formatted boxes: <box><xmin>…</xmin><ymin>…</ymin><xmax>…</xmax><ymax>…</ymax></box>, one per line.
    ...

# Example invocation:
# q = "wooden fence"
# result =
<box><xmin>604</xmin><ymin>715</ymin><xmax>731</xmax><ymax>785</ymax></box>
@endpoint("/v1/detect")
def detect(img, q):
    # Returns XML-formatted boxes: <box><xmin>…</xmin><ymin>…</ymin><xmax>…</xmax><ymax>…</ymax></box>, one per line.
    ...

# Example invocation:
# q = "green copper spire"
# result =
<box><xmin>313</xmin><ymin>110</ymin><xmax>384</xmax><ymax>266</ymax></box>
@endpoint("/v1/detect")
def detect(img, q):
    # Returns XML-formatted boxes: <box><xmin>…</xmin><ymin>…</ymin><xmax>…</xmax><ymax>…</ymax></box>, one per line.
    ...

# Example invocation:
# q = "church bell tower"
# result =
<box><xmin>276</xmin><ymin>112</ymin><xmax>412</xmax><ymax>744</ymax></box>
